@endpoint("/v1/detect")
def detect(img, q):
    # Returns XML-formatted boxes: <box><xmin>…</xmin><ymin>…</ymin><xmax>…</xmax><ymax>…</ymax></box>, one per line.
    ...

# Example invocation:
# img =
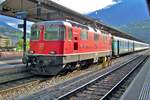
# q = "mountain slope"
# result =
<box><xmin>0</xmin><ymin>22</ymin><xmax>22</xmax><ymax>45</ymax></box>
<box><xmin>87</xmin><ymin>0</ymin><xmax>150</xmax><ymax>44</ymax></box>
<box><xmin>118</xmin><ymin>19</ymin><xmax>150</xmax><ymax>44</ymax></box>
<box><xmin>88</xmin><ymin>0</ymin><xmax>149</xmax><ymax>26</ymax></box>
<box><xmin>0</xmin><ymin>22</ymin><xmax>21</xmax><ymax>33</ymax></box>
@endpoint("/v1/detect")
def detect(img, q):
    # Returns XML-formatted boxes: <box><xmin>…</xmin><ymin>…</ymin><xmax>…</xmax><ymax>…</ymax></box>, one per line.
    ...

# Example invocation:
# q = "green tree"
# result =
<box><xmin>16</xmin><ymin>39</ymin><xmax>23</xmax><ymax>51</ymax></box>
<box><xmin>5</xmin><ymin>39</ymin><xmax>10</xmax><ymax>47</ymax></box>
<box><xmin>16</xmin><ymin>39</ymin><xmax>30</xmax><ymax>51</ymax></box>
<box><xmin>26</xmin><ymin>40</ymin><xmax>30</xmax><ymax>50</ymax></box>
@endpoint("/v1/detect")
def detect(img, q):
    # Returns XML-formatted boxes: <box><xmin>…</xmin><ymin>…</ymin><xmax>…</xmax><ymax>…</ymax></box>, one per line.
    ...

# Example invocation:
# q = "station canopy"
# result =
<box><xmin>0</xmin><ymin>0</ymin><xmax>144</xmax><ymax>42</ymax></box>
<box><xmin>146</xmin><ymin>0</ymin><xmax>150</xmax><ymax>14</ymax></box>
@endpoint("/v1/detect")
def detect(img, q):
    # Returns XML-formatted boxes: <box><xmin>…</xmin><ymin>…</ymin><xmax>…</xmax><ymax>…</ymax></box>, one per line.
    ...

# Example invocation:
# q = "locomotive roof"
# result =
<box><xmin>34</xmin><ymin>20</ymin><xmax>72</xmax><ymax>27</ymax></box>
<box><xmin>34</xmin><ymin>20</ymin><xmax>103</xmax><ymax>33</ymax></box>
<box><xmin>1</xmin><ymin>0</ymin><xmax>147</xmax><ymax>44</ymax></box>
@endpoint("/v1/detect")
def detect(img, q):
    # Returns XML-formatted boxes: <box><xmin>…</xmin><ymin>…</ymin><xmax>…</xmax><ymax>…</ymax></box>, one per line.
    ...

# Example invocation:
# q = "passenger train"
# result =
<box><xmin>23</xmin><ymin>20</ymin><xmax>149</xmax><ymax>75</ymax></box>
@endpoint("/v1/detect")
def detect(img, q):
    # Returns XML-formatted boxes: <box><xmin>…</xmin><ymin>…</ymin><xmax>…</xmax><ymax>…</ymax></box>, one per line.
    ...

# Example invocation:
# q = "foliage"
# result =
<box><xmin>16</xmin><ymin>39</ymin><xmax>30</xmax><ymax>51</ymax></box>
<box><xmin>5</xmin><ymin>39</ymin><xmax>11</xmax><ymax>46</ymax></box>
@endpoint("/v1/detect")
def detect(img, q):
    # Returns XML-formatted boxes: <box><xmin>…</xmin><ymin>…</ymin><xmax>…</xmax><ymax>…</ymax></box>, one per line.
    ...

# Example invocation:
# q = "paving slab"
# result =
<box><xmin>120</xmin><ymin>57</ymin><xmax>150</xmax><ymax>100</ymax></box>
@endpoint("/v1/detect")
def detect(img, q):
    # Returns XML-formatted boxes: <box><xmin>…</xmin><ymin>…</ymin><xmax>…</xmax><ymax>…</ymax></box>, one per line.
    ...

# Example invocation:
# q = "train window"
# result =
<box><xmin>105</xmin><ymin>35</ymin><xmax>107</xmax><ymax>42</ymax></box>
<box><xmin>60</xmin><ymin>26</ymin><xmax>65</xmax><ymax>40</ymax></box>
<box><xmin>68</xmin><ymin>27</ymin><xmax>72</xmax><ymax>40</ymax></box>
<box><xmin>80</xmin><ymin>29</ymin><xmax>88</xmax><ymax>40</ymax></box>
<box><xmin>104</xmin><ymin>35</ymin><xmax>106</xmax><ymax>43</ymax></box>
<box><xmin>101</xmin><ymin>30</ymin><xmax>108</xmax><ymax>44</ymax></box>
<box><xmin>44</xmin><ymin>26</ymin><xmax>65</xmax><ymax>40</ymax></box>
<box><xmin>31</xmin><ymin>26</ymin><xmax>40</xmax><ymax>40</ymax></box>
<box><xmin>94</xmin><ymin>33</ymin><xmax>99</xmax><ymax>41</ymax></box>
<box><xmin>102</xmin><ymin>34</ymin><xmax>106</xmax><ymax>43</ymax></box>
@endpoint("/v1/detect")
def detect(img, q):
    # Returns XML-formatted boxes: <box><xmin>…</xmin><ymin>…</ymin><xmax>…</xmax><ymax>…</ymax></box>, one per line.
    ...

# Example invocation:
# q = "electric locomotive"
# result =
<box><xmin>23</xmin><ymin>20</ymin><xmax>112</xmax><ymax>75</ymax></box>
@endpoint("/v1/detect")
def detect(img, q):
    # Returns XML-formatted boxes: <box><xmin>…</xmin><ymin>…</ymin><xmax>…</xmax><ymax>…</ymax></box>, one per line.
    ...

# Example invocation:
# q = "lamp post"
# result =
<box><xmin>23</xmin><ymin>18</ymin><xmax>26</xmax><ymax>56</ymax></box>
<box><xmin>16</xmin><ymin>11</ymin><xmax>27</xmax><ymax>56</ymax></box>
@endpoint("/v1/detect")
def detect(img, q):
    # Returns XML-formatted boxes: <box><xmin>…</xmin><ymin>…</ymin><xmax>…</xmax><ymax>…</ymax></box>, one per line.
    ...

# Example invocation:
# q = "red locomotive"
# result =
<box><xmin>24</xmin><ymin>20</ymin><xmax>112</xmax><ymax>75</ymax></box>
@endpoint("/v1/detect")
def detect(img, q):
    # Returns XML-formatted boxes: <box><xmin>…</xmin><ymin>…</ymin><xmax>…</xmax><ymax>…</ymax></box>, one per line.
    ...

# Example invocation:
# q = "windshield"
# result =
<box><xmin>30</xmin><ymin>25</ymin><xmax>40</xmax><ymax>40</ymax></box>
<box><xmin>44</xmin><ymin>25</ymin><xmax>65</xmax><ymax>40</ymax></box>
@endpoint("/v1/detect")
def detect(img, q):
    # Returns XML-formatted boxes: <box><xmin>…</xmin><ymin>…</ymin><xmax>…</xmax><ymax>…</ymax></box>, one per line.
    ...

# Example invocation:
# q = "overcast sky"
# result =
<box><xmin>0</xmin><ymin>0</ymin><xmax>121</xmax><ymax>32</ymax></box>
<box><xmin>51</xmin><ymin>0</ymin><xmax>121</xmax><ymax>14</ymax></box>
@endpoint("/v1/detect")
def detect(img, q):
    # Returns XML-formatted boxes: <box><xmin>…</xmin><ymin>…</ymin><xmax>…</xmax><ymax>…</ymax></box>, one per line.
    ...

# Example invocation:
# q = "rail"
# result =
<box><xmin>56</xmin><ymin>55</ymin><xmax>148</xmax><ymax>100</ymax></box>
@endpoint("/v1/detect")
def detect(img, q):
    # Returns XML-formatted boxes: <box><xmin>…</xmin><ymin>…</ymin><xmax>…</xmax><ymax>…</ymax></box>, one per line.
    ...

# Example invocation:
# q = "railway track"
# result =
<box><xmin>0</xmin><ymin>64</ymin><xmax>26</xmax><ymax>75</ymax></box>
<box><xmin>0</xmin><ymin>72</ymin><xmax>33</xmax><ymax>84</ymax></box>
<box><xmin>100</xmin><ymin>55</ymin><xmax>149</xmax><ymax>100</ymax></box>
<box><xmin>0</xmin><ymin>64</ymin><xmax>37</xmax><ymax>96</ymax></box>
<box><xmin>0</xmin><ymin>77</ymin><xmax>40</xmax><ymax>94</ymax></box>
<box><xmin>0</xmin><ymin>63</ymin><xmax>32</xmax><ymax>84</ymax></box>
<box><xmin>0</xmin><ymin>76</ymin><xmax>49</xmax><ymax>97</ymax></box>
<box><xmin>56</xmin><ymin>55</ymin><xmax>148</xmax><ymax>100</ymax></box>
<box><xmin>21</xmin><ymin>50</ymin><xmax>149</xmax><ymax>100</ymax></box>
<box><xmin>0</xmin><ymin>50</ymin><xmax>148</xmax><ymax>99</ymax></box>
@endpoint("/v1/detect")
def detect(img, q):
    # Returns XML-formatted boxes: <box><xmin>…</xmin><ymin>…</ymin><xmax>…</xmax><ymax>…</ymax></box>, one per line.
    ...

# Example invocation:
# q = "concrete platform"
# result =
<box><xmin>120</xmin><ymin>57</ymin><xmax>150</xmax><ymax>100</ymax></box>
<box><xmin>0</xmin><ymin>52</ymin><xmax>22</xmax><ymax>60</ymax></box>
<box><xmin>0</xmin><ymin>59</ymin><xmax>22</xmax><ymax>66</ymax></box>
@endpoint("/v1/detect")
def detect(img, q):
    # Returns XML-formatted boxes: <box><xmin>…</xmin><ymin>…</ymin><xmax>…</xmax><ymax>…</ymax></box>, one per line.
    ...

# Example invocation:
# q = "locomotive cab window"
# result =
<box><xmin>44</xmin><ymin>25</ymin><xmax>65</xmax><ymax>40</ymax></box>
<box><xmin>68</xmin><ymin>27</ymin><xmax>72</xmax><ymax>40</ymax></box>
<box><xmin>94</xmin><ymin>32</ymin><xmax>99</xmax><ymax>41</ymax></box>
<box><xmin>31</xmin><ymin>25</ymin><xmax>40</xmax><ymax>40</ymax></box>
<box><xmin>80</xmin><ymin>29</ymin><xmax>88</xmax><ymax>40</ymax></box>
<box><xmin>102</xmin><ymin>31</ymin><xmax>107</xmax><ymax>44</ymax></box>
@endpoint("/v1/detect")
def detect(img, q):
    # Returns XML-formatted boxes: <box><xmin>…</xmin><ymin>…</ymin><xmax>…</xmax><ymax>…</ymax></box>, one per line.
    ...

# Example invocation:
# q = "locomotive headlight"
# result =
<box><xmin>28</xmin><ymin>50</ymin><xmax>35</xmax><ymax>54</ymax></box>
<box><xmin>49</xmin><ymin>51</ymin><xmax>56</xmax><ymax>55</ymax></box>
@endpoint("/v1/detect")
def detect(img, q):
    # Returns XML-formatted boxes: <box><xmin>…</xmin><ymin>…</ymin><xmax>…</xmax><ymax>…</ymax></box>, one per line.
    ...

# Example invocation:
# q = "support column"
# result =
<box><xmin>23</xmin><ymin>18</ymin><xmax>26</xmax><ymax>56</ymax></box>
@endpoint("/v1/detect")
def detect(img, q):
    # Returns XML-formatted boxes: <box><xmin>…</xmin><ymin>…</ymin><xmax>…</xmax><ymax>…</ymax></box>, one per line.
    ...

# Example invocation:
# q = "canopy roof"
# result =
<box><xmin>0</xmin><ymin>0</ymin><xmax>145</xmax><ymax>42</ymax></box>
<box><xmin>147</xmin><ymin>0</ymin><xmax>150</xmax><ymax>14</ymax></box>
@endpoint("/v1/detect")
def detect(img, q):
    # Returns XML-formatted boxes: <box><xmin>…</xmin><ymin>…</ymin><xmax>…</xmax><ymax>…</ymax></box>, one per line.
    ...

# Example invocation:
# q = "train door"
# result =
<box><xmin>128</xmin><ymin>41</ymin><xmax>129</xmax><ymax>52</ymax></box>
<box><xmin>66</xmin><ymin>27</ymin><xmax>73</xmax><ymax>54</ymax></box>
<box><xmin>133</xmin><ymin>41</ymin><xmax>135</xmax><ymax>51</ymax></box>
<box><xmin>72</xmin><ymin>27</ymin><xmax>79</xmax><ymax>52</ymax></box>
<box><xmin>117</xmin><ymin>40</ymin><xmax>119</xmax><ymax>55</ymax></box>
<box><xmin>112</xmin><ymin>37</ymin><xmax>115</xmax><ymax>56</ymax></box>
